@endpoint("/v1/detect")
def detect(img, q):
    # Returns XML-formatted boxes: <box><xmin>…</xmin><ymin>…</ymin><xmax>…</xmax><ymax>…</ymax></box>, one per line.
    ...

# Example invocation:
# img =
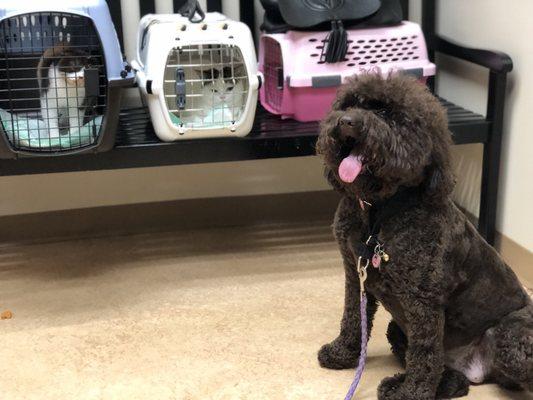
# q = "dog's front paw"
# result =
<box><xmin>317</xmin><ymin>339</ymin><xmax>359</xmax><ymax>370</ymax></box>
<box><xmin>378</xmin><ymin>374</ymin><xmax>434</xmax><ymax>400</ymax></box>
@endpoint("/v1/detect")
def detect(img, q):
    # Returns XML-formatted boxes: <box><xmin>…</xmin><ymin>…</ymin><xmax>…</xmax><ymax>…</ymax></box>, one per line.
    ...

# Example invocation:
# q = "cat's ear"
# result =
<box><xmin>222</xmin><ymin>67</ymin><xmax>232</xmax><ymax>79</ymax></box>
<box><xmin>195</xmin><ymin>69</ymin><xmax>213</xmax><ymax>81</ymax></box>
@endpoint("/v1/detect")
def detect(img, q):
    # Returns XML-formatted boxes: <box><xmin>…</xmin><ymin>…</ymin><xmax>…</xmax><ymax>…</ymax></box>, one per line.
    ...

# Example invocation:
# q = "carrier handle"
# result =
<box><xmin>178</xmin><ymin>0</ymin><xmax>206</xmax><ymax>23</ymax></box>
<box><xmin>175</xmin><ymin>67</ymin><xmax>186</xmax><ymax>110</ymax></box>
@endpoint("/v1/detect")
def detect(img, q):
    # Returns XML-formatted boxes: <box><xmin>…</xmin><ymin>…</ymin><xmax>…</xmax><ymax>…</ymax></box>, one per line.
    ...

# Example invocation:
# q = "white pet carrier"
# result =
<box><xmin>132</xmin><ymin>13</ymin><xmax>261</xmax><ymax>141</ymax></box>
<box><xmin>0</xmin><ymin>0</ymin><xmax>133</xmax><ymax>158</ymax></box>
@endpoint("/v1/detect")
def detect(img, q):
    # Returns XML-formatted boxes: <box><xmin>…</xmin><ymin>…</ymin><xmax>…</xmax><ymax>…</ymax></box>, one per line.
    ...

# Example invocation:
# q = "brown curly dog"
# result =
<box><xmin>316</xmin><ymin>73</ymin><xmax>532</xmax><ymax>399</ymax></box>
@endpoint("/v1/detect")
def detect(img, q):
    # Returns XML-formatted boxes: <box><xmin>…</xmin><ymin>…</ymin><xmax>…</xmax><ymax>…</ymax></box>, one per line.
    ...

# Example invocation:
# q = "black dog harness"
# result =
<box><xmin>355</xmin><ymin>186</ymin><xmax>422</xmax><ymax>268</ymax></box>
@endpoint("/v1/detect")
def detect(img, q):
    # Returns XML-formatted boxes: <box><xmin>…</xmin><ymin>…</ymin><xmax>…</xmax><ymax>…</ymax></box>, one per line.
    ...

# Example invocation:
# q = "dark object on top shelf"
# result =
<box><xmin>260</xmin><ymin>0</ymin><xmax>403</xmax><ymax>34</ymax></box>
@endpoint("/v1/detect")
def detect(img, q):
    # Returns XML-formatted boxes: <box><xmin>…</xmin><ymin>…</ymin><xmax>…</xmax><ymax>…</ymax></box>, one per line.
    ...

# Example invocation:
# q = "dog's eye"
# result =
<box><xmin>375</xmin><ymin>109</ymin><xmax>387</xmax><ymax>117</ymax></box>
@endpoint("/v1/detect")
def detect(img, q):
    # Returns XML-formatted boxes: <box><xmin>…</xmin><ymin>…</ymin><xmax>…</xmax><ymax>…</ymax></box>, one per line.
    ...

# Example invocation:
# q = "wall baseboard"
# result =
<box><xmin>0</xmin><ymin>191</ymin><xmax>340</xmax><ymax>244</ymax></box>
<box><xmin>1</xmin><ymin>191</ymin><xmax>529</xmax><ymax>287</ymax></box>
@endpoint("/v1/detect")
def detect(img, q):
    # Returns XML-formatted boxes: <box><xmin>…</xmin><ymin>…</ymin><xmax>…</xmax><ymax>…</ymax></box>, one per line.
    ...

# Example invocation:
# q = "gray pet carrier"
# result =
<box><xmin>0</xmin><ymin>0</ymin><xmax>133</xmax><ymax>158</ymax></box>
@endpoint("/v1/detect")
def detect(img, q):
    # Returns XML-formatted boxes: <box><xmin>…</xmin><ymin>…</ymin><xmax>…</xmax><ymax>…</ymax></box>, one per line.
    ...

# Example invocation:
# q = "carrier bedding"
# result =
<box><xmin>0</xmin><ymin>108</ymin><xmax>102</xmax><ymax>150</ymax></box>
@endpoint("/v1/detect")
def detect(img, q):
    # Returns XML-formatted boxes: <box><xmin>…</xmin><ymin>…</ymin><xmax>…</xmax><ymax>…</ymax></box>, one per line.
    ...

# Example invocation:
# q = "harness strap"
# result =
<box><xmin>358</xmin><ymin>186</ymin><xmax>422</xmax><ymax>263</ymax></box>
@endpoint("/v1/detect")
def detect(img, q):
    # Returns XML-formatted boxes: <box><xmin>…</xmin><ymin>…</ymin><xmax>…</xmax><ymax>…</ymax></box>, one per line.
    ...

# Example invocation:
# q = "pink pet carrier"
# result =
<box><xmin>258</xmin><ymin>21</ymin><xmax>436</xmax><ymax>122</ymax></box>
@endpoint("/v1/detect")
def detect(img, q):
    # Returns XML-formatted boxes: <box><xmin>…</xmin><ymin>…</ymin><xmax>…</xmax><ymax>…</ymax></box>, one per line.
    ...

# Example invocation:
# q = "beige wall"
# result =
<box><xmin>0</xmin><ymin>157</ymin><xmax>328</xmax><ymax>216</ymax></box>
<box><xmin>0</xmin><ymin>0</ymin><xmax>531</xmax><ymax>251</ymax></box>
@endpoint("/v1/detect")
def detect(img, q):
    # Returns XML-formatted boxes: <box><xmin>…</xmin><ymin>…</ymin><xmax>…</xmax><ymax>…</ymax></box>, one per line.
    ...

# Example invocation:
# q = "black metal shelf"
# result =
<box><xmin>0</xmin><ymin>100</ymin><xmax>488</xmax><ymax>177</ymax></box>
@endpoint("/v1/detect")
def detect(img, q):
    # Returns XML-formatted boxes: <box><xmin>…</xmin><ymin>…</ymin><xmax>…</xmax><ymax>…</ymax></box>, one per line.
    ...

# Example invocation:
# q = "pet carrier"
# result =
<box><xmin>0</xmin><ymin>0</ymin><xmax>134</xmax><ymax>158</ymax></box>
<box><xmin>132</xmin><ymin>13</ymin><xmax>261</xmax><ymax>141</ymax></box>
<box><xmin>258</xmin><ymin>21</ymin><xmax>436</xmax><ymax>122</ymax></box>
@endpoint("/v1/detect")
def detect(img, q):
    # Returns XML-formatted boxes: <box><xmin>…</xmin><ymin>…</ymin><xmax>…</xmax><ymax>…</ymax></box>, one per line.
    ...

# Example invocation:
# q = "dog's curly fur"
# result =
<box><xmin>316</xmin><ymin>74</ymin><xmax>533</xmax><ymax>399</ymax></box>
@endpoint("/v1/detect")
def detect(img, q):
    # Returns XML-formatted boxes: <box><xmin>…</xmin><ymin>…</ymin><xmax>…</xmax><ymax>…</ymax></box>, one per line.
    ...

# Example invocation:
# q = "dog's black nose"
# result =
<box><xmin>338</xmin><ymin>115</ymin><xmax>357</xmax><ymax>137</ymax></box>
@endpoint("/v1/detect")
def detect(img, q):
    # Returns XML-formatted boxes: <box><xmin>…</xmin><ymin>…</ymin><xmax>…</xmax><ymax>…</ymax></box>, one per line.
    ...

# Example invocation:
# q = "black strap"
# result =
<box><xmin>357</xmin><ymin>186</ymin><xmax>422</xmax><ymax>261</ymax></box>
<box><xmin>177</xmin><ymin>0</ymin><xmax>206</xmax><ymax>22</ymax></box>
<box><xmin>321</xmin><ymin>20</ymin><xmax>348</xmax><ymax>63</ymax></box>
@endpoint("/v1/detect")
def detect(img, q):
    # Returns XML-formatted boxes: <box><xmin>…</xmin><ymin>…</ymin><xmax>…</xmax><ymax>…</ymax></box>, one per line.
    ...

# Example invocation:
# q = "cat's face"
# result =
<box><xmin>56</xmin><ymin>49</ymin><xmax>91</xmax><ymax>86</ymax></box>
<box><xmin>39</xmin><ymin>44</ymin><xmax>93</xmax><ymax>92</ymax></box>
<box><xmin>196</xmin><ymin>66</ymin><xmax>246</xmax><ymax>111</ymax></box>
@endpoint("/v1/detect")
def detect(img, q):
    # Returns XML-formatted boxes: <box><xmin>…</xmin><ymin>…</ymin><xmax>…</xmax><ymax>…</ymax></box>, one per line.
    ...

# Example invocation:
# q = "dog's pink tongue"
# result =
<box><xmin>339</xmin><ymin>153</ymin><xmax>363</xmax><ymax>183</ymax></box>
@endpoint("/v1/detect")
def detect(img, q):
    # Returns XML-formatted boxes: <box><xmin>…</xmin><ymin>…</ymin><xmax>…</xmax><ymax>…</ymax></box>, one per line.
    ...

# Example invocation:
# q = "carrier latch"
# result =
<box><xmin>84</xmin><ymin>68</ymin><xmax>100</xmax><ymax>98</ymax></box>
<box><xmin>276</xmin><ymin>67</ymin><xmax>284</xmax><ymax>90</ymax></box>
<box><xmin>175</xmin><ymin>67</ymin><xmax>186</xmax><ymax>110</ymax></box>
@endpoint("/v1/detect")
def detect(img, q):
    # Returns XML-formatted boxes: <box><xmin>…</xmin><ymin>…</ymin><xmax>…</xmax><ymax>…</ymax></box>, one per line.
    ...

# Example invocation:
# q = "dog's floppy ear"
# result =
<box><xmin>324</xmin><ymin>166</ymin><xmax>345</xmax><ymax>194</ymax></box>
<box><xmin>423</xmin><ymin>123</ymin><xmax>456</xmax><ymax>204</ymax></box>
<box><xmin>423</xmin><ymin>157</ymin><xmax>455</xmax><ymax>204</ymax></box>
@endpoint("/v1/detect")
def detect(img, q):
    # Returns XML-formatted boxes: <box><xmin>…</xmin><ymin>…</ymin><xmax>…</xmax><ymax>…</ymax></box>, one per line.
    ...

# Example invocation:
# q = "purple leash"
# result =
<box><xmin>344</xmin><ymin>257</ymin><xmax>370</xmax><ymax>400</ymax></box>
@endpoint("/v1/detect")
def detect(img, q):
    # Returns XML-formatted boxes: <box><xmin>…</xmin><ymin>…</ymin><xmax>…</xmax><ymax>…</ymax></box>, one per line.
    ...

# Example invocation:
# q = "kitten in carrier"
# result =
<box><xmin>37</xmin><ymin>43</ymin><xmax>97</xmax><ymax>138</ymax></box>
<box><xmin>193</xmin><ymin>65</ymin><xmax>246</xmax><ymax>125</ymax></box>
